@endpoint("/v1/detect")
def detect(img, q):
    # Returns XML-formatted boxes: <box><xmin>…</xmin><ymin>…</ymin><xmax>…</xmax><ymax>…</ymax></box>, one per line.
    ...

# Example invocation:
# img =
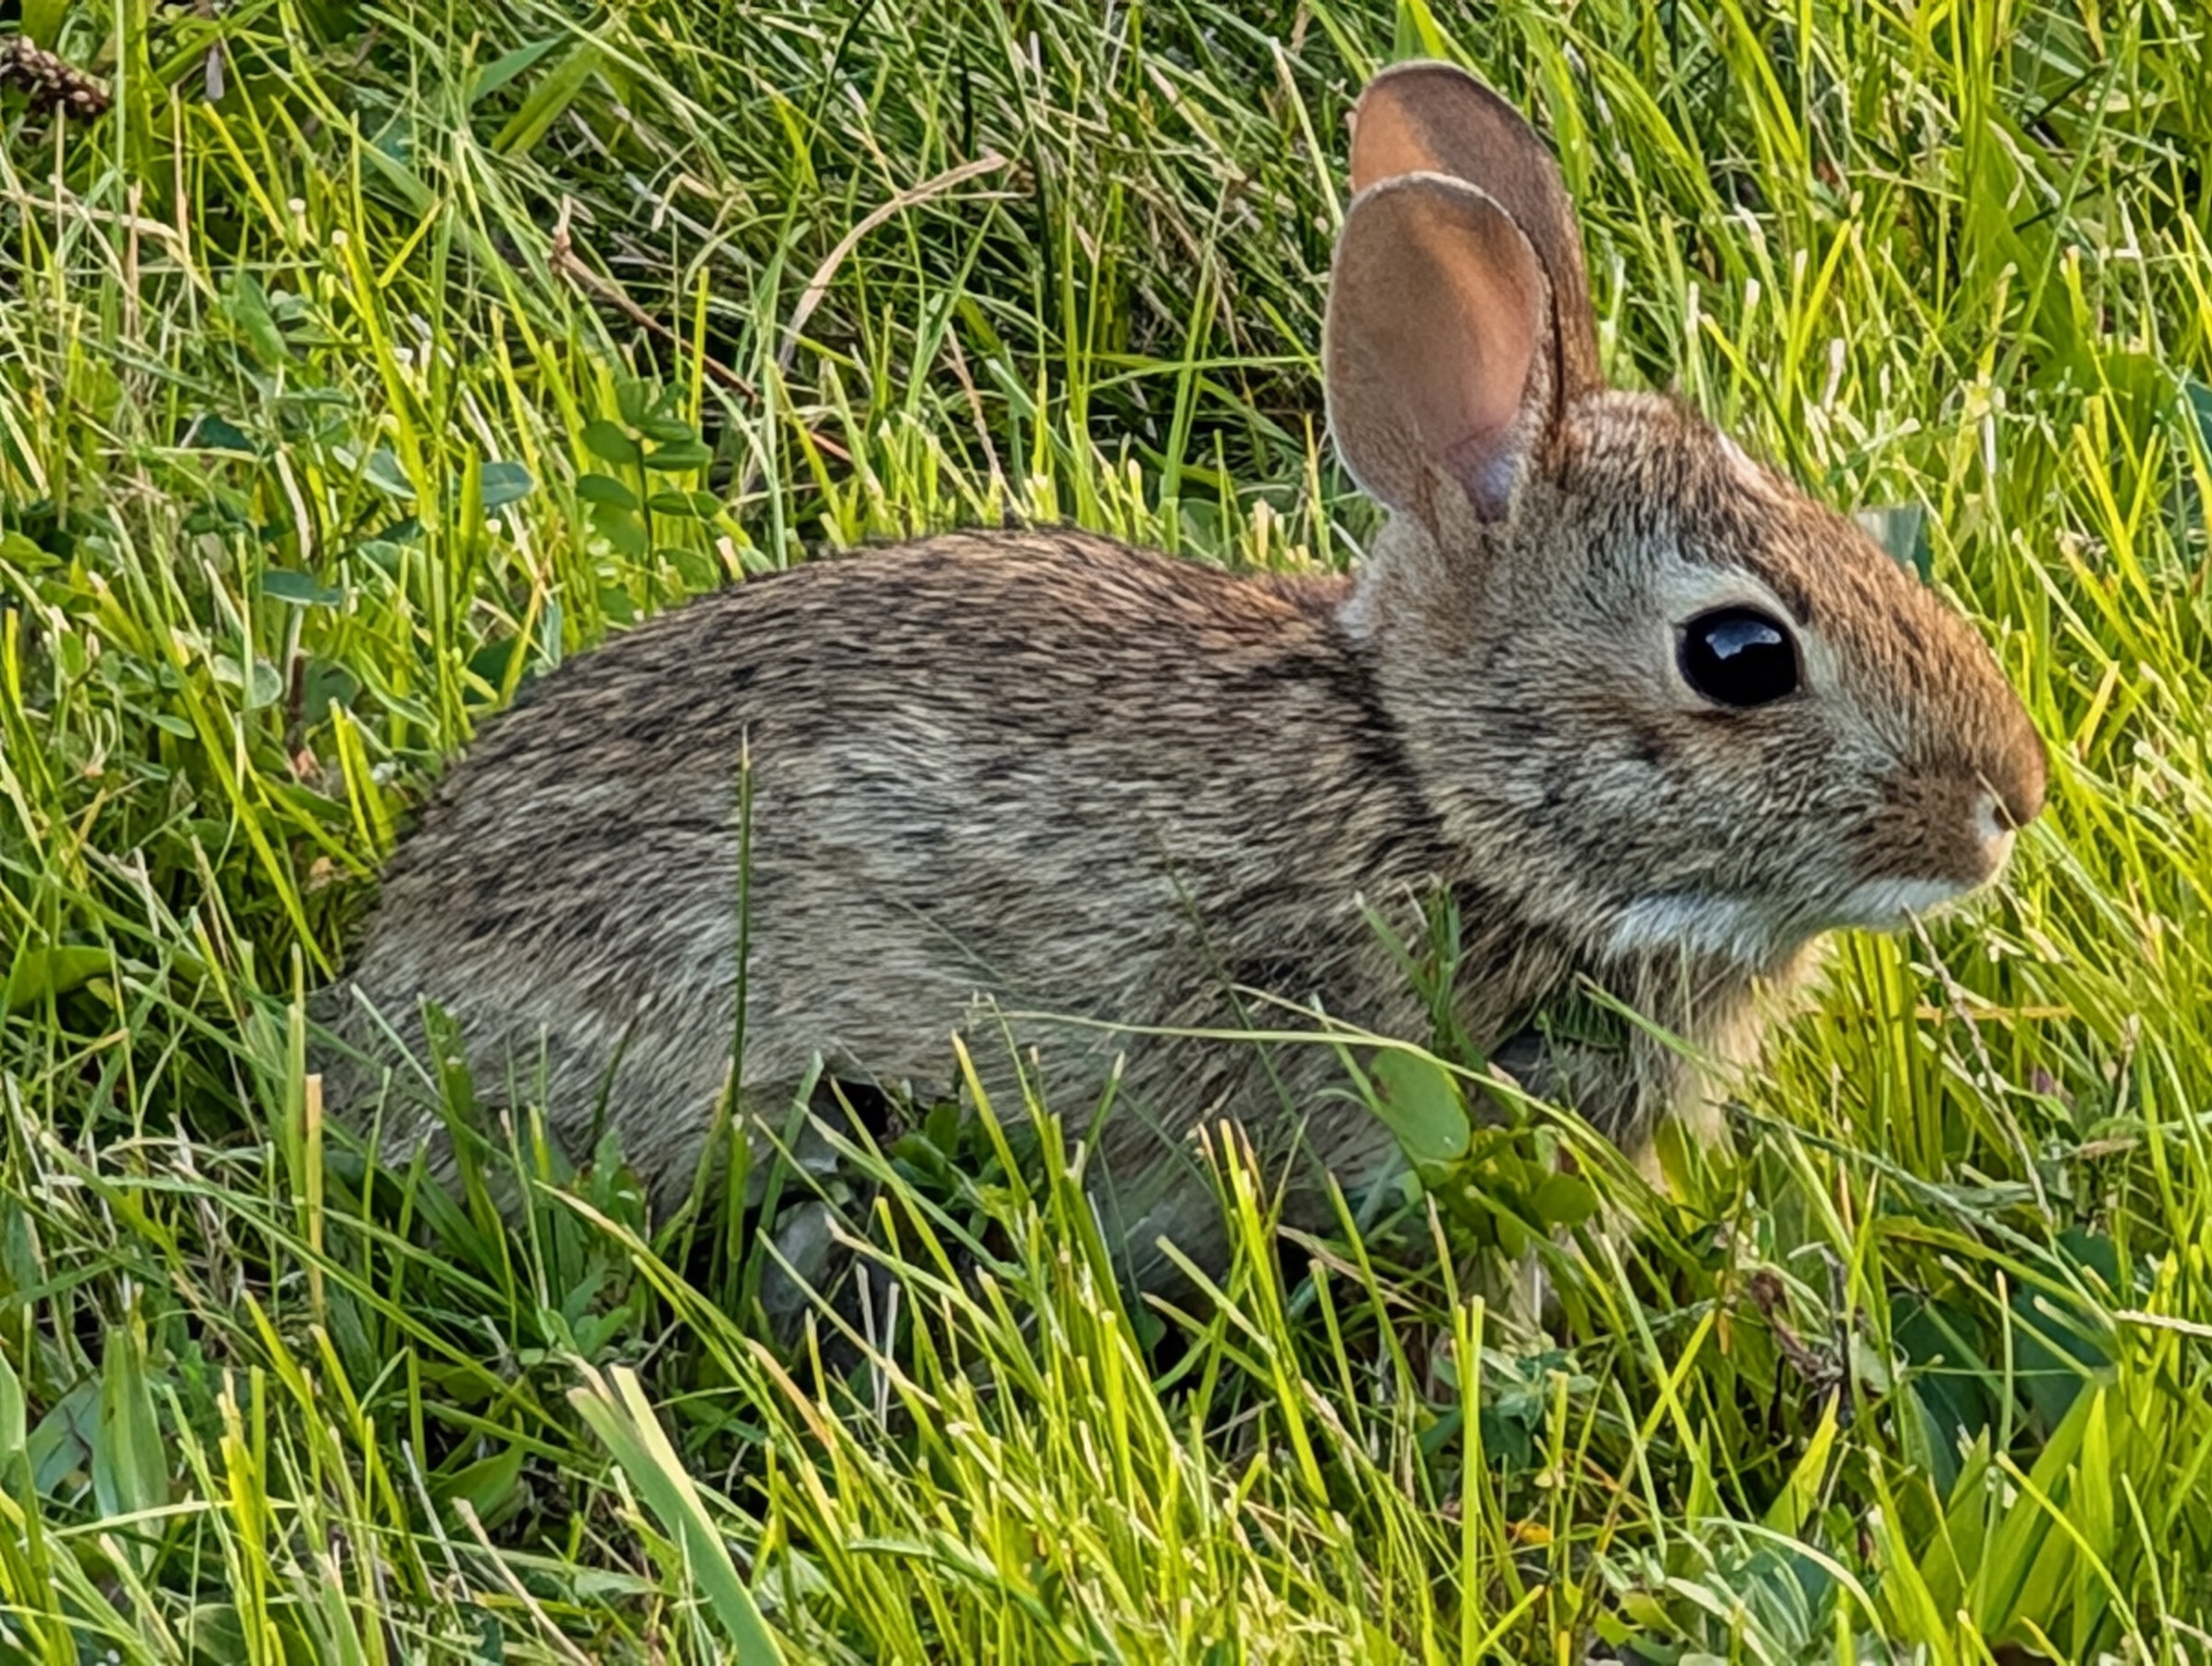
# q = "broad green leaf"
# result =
<box><xmin>432</xmin><ymin>1442</ymin><xmax>526</xmax><ymax>1526</ymax></box>
<box><xmin>21</xmin><ymin>0</ymin><xmax>69</xmax><ymax>48</ymax></box>
<box><xmin>590</xmin><ymin>500</ymin><xmax>649</xmax><ymax>558</ymax></box>
<box><xmin>582</xmin><ymin>420</ymin><xmax>643</xmax><ymax>468</ymax></box>
<box><xmin>1530</xmin><ymin>1171</ymin><xmax>1596</xmax><ymax>1229</ymax></box>
<box><xmin>210</xmin><ymin>654</ymin><xmax>285</xmax><ymax>709</ymax></box>
<box><xmin>642</xmin><ymin>439</ymin><xmax>713</xmax><ymax>473</ymax></box>
<box><xmin>479</xmin><ymin>460</ymin><xmax>535</xmax><ymax>510</ymax></box>
<box><xmin>187</xmin><ymin>414</ymin><xmax>258</xmax><ymax>455</ymax></box>
<box><xmin>615</xmin><ymin>378</ymin><xmax>657</xmax><ymax>427</ymax></box>
<box><xmin>647</xmin><ymin>489</ymin><xmax>719</xmax><ymax>518</ymax></box>
<box><xmin>358</xmin><ymin>139</ymin><xmax>434</xmax><ymax>215</ymax></box>
<box><xmin>2008</xmin><ymin>1280</ymin><xmax>2106</xmax><ymax>1431</ymax></box>
<box><xmin>577</xmin><ymin>473</ymin><xmax>639</xmax><ymax>510</ymax></box>
<box><xmin>29</xmin><ymin>1382</ymin><xmax>94</xmax><ymax>1496</ymax></box>
<box><xmin>1367</xmin><ymin>1049</ymin><xmax>1470</xmax><ymax>1167</ymax></box>
<box><xmin>0</xmin><ymin>530</ymin><xmax>58</xmax><ymax>571</ymax></box>
<box><xmin>5</xmin><ymin>945</ymin><xmax>111</xmax><ymax>1011</ymax></box>
<box><xmin>659</xmin><ymin>544</ymin><xmax>720</xmax><ymax>588</ymax></box>
<box><xmin>361</xmin><ymin>447</ymin><xmax>416</xmax><ymax>497</ymax></box>
<box><xmin>262</xmin><ymin>569</ymin><xmax>344</xmax><ymax>607</ymax></box>
<box><xmin>223</xmin><ymin>275</ymin><xmax>290</xmax><ymax>367</ymax></box>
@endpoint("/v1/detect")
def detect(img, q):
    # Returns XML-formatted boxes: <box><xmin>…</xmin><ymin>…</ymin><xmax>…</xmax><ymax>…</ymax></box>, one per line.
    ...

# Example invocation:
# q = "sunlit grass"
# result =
<box><xmin>1</xmin><ymin>0</ymin><xmax>2208</xmax><ymax>1656</ymax></box>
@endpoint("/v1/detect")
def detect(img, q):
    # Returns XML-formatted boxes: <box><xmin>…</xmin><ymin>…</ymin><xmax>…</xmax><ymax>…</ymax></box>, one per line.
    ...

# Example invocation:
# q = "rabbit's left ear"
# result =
<box><xmin>1349</xmin><ymin>61</ymin><xmax>1602</xmax><ymax>403</ymax></box>
<box><xmin>1325</xmin><ymin>173</ymin><xmax>1552</xmax><ymax>525</ymax></box>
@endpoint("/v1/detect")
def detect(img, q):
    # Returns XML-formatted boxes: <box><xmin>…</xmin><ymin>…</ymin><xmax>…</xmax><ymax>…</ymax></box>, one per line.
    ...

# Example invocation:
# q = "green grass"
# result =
<box><xmin>1</xmin><ymin>0</ymin><xmax>2208</xmax><ymax>1656</ymax></box>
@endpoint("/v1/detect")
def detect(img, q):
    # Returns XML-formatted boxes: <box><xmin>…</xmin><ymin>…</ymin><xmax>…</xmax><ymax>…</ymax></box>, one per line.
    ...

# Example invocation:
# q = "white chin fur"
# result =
<box><xmin>1609</xmin><ymin>875</ymin><xmax>1974</xmax><ymax>963</ymax></box>
<box><xmin>1832</xmin><ymin>876</ymin><xmax>1974</xmax><ymax>930</ymax></box>
<box><xmin>1607</xmin><ymin>894</ymin><xmax>1781</xmax><ymax>964</ymax></box>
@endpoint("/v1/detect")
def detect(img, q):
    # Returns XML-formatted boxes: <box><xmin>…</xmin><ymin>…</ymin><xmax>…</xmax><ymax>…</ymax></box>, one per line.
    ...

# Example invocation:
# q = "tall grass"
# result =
<box><xmin>0</xmin><ymin>0</ymin><xmax>2208</xmax><ymax>1656</ymax></box>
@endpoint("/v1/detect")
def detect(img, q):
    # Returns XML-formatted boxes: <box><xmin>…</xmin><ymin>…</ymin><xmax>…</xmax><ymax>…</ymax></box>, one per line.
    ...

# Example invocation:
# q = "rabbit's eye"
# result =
<box><xmin>1678</xmin><ymin>608</ymin><xmax>1798</xmax><ymax>708</ymax></box>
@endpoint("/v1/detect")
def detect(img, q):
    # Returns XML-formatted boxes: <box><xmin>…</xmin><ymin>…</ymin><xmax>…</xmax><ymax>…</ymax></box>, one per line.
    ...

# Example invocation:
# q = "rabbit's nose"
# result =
<box><xmin>1977</xmin><ymin>708</ymin><xmax>2046</xmax><ymax>839</ymax></box>
<box><xmin>1972</xmin><ymin>791</ymin><xmax>2017</xmax><ymax>874</ymax></box>
<box><xmin>2006</xmin><ymin>761</ymin><xmax>2046</xmax><ymax>830</ymax></box>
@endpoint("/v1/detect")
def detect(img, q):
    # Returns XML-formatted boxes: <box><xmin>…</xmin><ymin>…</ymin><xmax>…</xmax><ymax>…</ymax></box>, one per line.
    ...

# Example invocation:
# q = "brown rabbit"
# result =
<box><xmin>324</xmin><ymin>62</ymin><xmax>2045</xmax><ymax>1277</ymax></box>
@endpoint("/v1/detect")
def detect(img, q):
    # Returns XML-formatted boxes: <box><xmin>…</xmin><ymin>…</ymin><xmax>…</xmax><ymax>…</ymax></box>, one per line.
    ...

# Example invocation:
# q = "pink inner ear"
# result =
<box><xmin>1325</xmin><ymin>176</ymin><xmax>1553</xmax><ymax>524</ymax></box>
<box><xmin>1406</xmin><ymin>212</ymin><xmax>1541</xmax><ymax>519</ymax></box>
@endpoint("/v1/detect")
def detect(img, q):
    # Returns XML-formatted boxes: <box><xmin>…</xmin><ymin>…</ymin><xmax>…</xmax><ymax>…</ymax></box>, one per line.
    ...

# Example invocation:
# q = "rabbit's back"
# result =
<box><xmin>336</xmin><ymin>530</ymin><xmax>1485</xmax><ymax>1225</ymax></box>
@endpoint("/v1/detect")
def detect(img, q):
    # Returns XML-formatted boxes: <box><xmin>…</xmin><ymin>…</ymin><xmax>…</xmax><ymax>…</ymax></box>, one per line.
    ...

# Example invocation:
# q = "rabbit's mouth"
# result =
<box><xmin>1834</xmin><ymin>788</ymin><xmax>2024</xmax><ymax>929</ymax></box>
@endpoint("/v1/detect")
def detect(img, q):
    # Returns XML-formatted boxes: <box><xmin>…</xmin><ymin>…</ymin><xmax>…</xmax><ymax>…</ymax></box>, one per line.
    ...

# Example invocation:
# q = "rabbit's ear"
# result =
<box><xmin>1326</xmin><ymin>173</ymin><xmax>1551</xmax><ymax>524</ymax></box>
<box><xmin>1347</xmin><ymin>61</ymin><xmax>1601</xmax><ymax>402</ymax></box>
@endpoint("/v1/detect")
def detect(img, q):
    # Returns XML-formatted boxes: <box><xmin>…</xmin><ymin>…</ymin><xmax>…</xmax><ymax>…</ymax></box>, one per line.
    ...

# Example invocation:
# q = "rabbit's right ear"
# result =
<box><xmin>1325</xmin><ymin>174</ymin><xmax>1554</xmax><ymax>526</ymax></box>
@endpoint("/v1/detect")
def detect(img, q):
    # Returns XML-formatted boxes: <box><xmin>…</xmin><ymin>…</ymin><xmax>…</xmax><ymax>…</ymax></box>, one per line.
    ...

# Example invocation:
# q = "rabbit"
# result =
<box><xmin>319</xmin><ymin>60</ymin><xmax>2045</xmax><ymax>1283</ymax></box>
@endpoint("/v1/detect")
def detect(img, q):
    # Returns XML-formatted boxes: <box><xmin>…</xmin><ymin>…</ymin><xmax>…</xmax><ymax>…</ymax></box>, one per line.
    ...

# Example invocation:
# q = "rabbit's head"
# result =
<box><xmin>1326</xmin><ymin>63</ymin><xmax>2044</xmax><ymax>972</ymax></box>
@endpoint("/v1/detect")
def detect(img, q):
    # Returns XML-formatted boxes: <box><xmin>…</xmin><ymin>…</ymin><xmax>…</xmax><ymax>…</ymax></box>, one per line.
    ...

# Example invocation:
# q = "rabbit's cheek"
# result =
<box><xmin>1829</xmin><ymin>784</ymin><xmax>2020</xmax><ymax>929</ymax></box>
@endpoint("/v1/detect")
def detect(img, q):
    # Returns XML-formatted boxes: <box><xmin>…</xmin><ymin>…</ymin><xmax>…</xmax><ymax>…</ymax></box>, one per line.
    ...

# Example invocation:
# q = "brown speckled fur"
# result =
<box><xmin>321</xmin><ymin>64</ymin><xmax>2044</xmax><ymax>1279</ymax></box>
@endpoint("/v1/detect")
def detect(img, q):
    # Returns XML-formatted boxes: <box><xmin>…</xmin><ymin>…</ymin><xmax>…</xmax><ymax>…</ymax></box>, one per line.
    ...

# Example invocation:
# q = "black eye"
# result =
<box><xmin>1678</xmin><ymin>607</ymin><xmax>1799</xmax><ymax>707</ymax></box>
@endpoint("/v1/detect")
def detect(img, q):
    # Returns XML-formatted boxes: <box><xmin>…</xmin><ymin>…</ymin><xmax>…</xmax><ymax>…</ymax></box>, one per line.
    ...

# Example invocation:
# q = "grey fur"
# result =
<box><xmin>322</xmin><ymin>66</ymin><xmax>2044</xmax><ymax>1280</ymax></box>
